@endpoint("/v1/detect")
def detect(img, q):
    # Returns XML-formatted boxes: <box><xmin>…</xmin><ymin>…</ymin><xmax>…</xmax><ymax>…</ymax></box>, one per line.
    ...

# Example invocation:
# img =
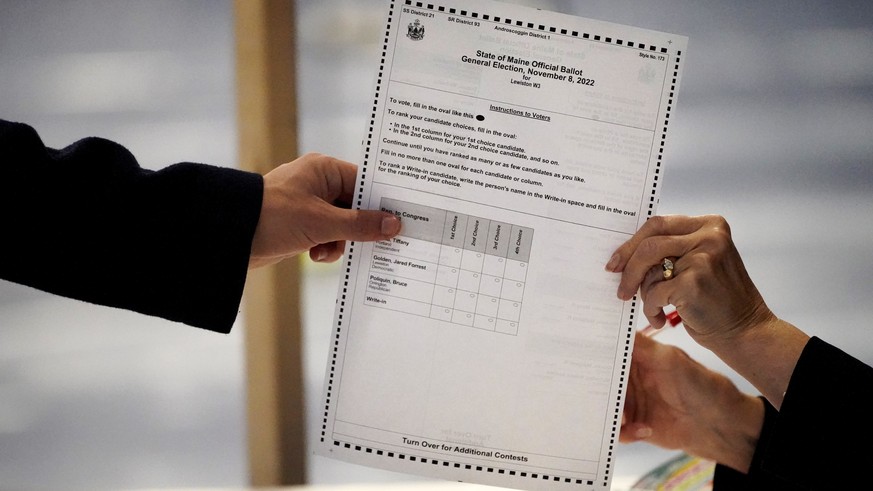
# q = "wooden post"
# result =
<box><xmin>234</xmin><ymin>0</ymin><xmax>306</xmax><ymax>485</ymax></box>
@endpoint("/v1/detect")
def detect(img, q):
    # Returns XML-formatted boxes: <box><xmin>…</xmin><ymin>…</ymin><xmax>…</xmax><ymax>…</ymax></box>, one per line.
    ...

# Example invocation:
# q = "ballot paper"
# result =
<box><xmin>316</xmin><ymin>1</ymin><xmax>687</xmax><ymax>489</ymax></box>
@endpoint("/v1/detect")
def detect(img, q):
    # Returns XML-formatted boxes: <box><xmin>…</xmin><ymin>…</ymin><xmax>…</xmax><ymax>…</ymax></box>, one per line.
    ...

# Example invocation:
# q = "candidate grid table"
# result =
<box><xmin>364</xmin><ymin>198</ymin><xmax>533</xmax><ymax>335</ymax></box>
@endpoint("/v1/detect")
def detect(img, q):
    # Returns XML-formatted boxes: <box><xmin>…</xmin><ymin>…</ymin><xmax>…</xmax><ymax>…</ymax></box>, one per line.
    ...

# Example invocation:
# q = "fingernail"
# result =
<box><xmin>314</xmin><ymin>249</ymin><xmax>328</xmax><ymax>262</ymax></box>
<box><xmin>616</xmin><ymin>287</ymin><xmax>629</xmax><ymax>301</ymax></box>
<box><xmin>605</xmin><ymin>253</ymin><xmax>620</xmax><ymax>272</ymax></box>
<box><xmin>635</xmin><ymin>427</ymin><xmax>653</xmax><ymax>439</ymax></box>
<box><xmin>381</xmin><ymin>216</ymin><xmax>400</xmax><ymax>236</ymax></box>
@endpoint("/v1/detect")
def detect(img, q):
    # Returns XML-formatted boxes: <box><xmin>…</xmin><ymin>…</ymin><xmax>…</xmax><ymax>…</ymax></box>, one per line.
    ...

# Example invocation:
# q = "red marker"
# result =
<box><xmin>639</xmin><ymin>309</ymin><xmax>682</xmax><ymax>337</ymax></box>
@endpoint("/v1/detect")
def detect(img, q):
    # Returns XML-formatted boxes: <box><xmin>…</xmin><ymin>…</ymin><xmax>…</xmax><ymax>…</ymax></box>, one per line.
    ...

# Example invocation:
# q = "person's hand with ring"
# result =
<box><xmin>605</xmin><ymin>214</ymin><xmax>810</xmax><ymax>408</ymax></box>
<box><xmin>605</xmin><ymin>215</ymin><xmax>770</xmax><ymax>342</ymax></box>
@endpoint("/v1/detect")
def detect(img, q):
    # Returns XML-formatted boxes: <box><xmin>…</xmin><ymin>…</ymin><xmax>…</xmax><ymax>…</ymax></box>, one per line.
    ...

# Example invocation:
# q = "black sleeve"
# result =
<box><xmin>713</xmin><ymin>337</ymin><xmax>873</xmax><ymax>490</ymax></box>
<box><xmin>0</xmin><ymin>119</ymin><xmax>264</xmax><ymax>333</ymax></box>
<box><xmin>713</xmin><ymin>398</ymin><xmax>800</xmax><ymax>490</ymax></box>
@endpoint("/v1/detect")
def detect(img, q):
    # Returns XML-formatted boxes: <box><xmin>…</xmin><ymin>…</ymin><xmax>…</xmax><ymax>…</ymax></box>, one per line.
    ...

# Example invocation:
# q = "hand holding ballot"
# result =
<box><xmin>249</xmin><ymin>153</ymin><xmax>402</xmax><ymax>269</ymax></box>
<box><xmin>606</xmin><ymin>214</ymin><xmax>808</xmax><ymax>408</ymax></box>
<box><xmin>608</xmin><ymin>214</ymin><xmax>774</xmax><ymax>345</ymax></box>
<box><xmin>613</xmin><ymin>214</ymin><xmax>873</xmax><ymax>489</ymax></box>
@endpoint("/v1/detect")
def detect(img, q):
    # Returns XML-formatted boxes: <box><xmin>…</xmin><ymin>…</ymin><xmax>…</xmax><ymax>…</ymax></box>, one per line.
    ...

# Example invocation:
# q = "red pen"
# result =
<box><xmin>639</xmin><ymin>309</ymin><xmax>682</xmax><ymax>337</ymax></box>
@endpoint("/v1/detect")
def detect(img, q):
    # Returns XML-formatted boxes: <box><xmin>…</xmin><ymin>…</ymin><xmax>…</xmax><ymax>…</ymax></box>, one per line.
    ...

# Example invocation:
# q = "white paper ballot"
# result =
<box><xmin>315</xmin><ymin>1</ymin><xmax>687</xmax><ymax>489</ymax></box>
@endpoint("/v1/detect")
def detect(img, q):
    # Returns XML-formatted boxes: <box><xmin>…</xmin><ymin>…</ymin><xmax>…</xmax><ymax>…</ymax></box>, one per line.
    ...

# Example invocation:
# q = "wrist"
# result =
<box><xmin>706</xmin><ymin>317</ymin><xmax>809</xmax><ymax>409</ymax></box>
<box><xmin>714</xmin><ymin>393</ymin><xmax>764</xmax><ymax>473</ymax></box>
<box><xmin>689</xmin><ymin>382</ymin><xmax>763</xmax><ymax>474</ymax></box>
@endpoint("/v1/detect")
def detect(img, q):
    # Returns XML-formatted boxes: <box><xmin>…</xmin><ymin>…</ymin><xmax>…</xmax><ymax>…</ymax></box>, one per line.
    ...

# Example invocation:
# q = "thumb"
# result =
<box><xmin>322</xmin><ymin>208</ymin><xmax>401</xmax><ymax>243</ymax></box>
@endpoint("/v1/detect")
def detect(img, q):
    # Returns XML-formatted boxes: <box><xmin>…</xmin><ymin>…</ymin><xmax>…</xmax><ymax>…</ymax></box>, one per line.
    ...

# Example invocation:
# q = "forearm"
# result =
<box><xmin>0</xmin><ymin>119</ymin><xmax>264</xmax><ymax>332</ymax></box>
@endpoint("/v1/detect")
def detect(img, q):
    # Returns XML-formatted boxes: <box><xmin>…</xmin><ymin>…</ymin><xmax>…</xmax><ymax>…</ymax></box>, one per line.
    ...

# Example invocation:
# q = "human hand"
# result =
<box><xmin>621</xmin><ymin>332</ymin><xmax>764</xmax><ymax>474</ymax></box>
<box><xmin>606</xmin><ymin>215</ymin><xmax>809</xmax><ymax>407</ymax></box>
<box><xmin>249</xmin><ymin>153</ymin><xmax>401</xmax><ymax>269</ymax></box>
<box><xmin>605</xmin><ymin>215</ymin><xmax>773</xmax><ymax>348</ymax></box>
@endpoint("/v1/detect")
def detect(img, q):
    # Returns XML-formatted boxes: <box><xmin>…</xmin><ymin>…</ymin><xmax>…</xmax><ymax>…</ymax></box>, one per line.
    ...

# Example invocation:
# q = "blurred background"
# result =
<box><xmin>1</xmin><ymin>0</ymin><xmax>872</xmax><ymax>489</ymax></box>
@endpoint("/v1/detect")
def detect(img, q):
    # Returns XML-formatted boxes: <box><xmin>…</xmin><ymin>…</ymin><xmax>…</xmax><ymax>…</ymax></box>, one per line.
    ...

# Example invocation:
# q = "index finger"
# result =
<box><xmin>329</xmin><ymin>159</ymin><xmax>361</xmax><ymax>207</ymax></box>
<box><xmin>607</xmin><ymin>215</ymin><xmax>703</xmax><ymax>273</ymax></box>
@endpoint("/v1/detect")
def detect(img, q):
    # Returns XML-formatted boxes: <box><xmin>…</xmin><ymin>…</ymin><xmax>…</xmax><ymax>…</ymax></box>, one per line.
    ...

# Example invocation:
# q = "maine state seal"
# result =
<box><xmin>407</xmin><ymin>19</ymin><xmax>425</xmax><ymax>40</ymax></box>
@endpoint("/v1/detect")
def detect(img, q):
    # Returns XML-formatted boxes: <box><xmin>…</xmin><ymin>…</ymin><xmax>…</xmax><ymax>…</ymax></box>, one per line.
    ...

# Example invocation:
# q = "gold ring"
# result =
<box><xmin>662</xmin><ymin>258</ymin><xmax>675</xmax><ymax>280</ymax></box>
